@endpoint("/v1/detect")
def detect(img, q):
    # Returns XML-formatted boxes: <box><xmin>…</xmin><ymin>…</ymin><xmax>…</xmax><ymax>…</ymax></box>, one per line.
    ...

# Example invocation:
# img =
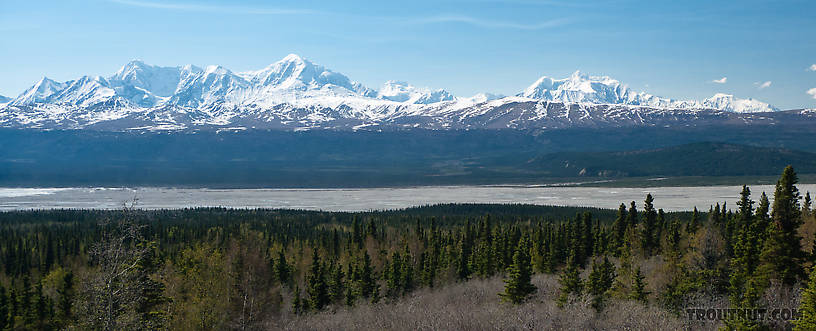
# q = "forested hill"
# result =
<box><xmin>3</xmin><ymin>126</ymin><xmax>816</xmax><ymax>187</ymax></box>
<box><xmin>529</xmin><ymin>142</ymin><xmax>816</xmax><ymax>177</ymax></box>
<box><xmin>1</xmin><ymin>167</ymin><xmax>816</xmax><ymax>329</ymax></box>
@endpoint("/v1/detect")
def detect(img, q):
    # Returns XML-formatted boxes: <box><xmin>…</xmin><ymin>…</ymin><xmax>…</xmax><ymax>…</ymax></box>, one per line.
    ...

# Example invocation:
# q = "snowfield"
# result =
<box><xmin>0</xmin><ymin>54</ymin><xmax>795</xmax><ymax>131</ymax></box>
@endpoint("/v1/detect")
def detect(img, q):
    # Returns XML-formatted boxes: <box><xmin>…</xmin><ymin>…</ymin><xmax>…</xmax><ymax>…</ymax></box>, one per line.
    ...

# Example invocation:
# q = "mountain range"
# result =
<box><xmin>0</xmin><ymin>54</ymin><xmax>809</xmax><ymax>131</ymax></box>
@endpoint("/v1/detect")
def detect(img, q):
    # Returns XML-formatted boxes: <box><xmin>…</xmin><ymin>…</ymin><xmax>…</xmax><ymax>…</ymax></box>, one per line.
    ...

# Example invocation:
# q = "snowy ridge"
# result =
<box><xmin>0</xmin><ymin>54</ymin><xmax>790</xmax><ymax>131</ymax></box>
<box><xmin>518</xmin><ymin>71</ymin><xmax>776</xmax><ymax>113</ymax></box>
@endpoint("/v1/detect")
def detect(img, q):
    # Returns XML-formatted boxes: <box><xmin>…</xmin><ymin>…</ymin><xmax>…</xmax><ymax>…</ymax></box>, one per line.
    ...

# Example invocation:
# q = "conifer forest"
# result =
<box><xmin>1</xmin><ymin>166</ymin><xmax>816</xmax><ymax>330</ymax></box>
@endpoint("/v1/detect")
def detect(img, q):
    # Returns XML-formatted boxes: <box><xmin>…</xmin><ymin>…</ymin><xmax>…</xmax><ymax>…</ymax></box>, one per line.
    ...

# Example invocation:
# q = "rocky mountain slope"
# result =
<box><xmin>0</xmin><ymin>54</ymin><xmax>800</xmax><ymax>131</ymax></box>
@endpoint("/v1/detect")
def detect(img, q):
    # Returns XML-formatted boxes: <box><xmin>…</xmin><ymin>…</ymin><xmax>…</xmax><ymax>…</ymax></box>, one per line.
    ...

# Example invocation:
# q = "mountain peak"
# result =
<box><xmin>377</xmin><ymin>80</ymin><xmax>455</xmax><ymax>104</ymax></box>
<box><xmin>569</xmin><ymin>70</ymin><xmax>587</xmax><ymax>80</ymax></box>
<box><xmin>703</xmin><ymin>93</ymin><xmax>778</xmax><ymax>113</ymax></box>
<box><xmin>280</xmin><ymin>53</ymin><xmax>306</xmax><ymax>64</ymax></box>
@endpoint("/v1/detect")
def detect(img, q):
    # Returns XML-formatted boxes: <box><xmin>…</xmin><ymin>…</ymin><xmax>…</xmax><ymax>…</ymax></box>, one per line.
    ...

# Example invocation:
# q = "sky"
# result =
<box><xmin>1</xmin><ymin>0</ymin><xmax>815</xmax><ymax>109</ymax></box>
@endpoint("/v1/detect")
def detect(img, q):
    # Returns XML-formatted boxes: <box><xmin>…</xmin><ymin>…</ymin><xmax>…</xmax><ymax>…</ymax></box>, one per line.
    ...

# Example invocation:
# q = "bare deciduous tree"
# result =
<box><xmin>78</xmin><ymin>203</ymin><xmax>151</xmax><ymax>330</ymax></box>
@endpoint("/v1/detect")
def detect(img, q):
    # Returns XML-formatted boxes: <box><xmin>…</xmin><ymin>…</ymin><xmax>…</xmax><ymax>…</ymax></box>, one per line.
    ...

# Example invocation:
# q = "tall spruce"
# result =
<box><xmin>630</xmin><ymin>267</ymin><xmax>649</xmax><ymax>304</ymax></box>
<box><xmin>795</xmin><ymin>266</ymin><xmax>816</xmax><ymax>331</ymax></box>
<box><xmin>306</xmin><ymin>250</ymin><xmax>329</xmax><ymax>311</ymax></box>
<box><xmin>587</xmin><ymin>256</ymin><xmax>616</xmax><ymax>311</ymax></box>
<box><xmin>759</xmin><ymin>165</ymin><xmax>805</xmax><ymax>286</ymax></box>
<box><xmin>641</xmin><ymin>194</ymin><xmax>657</xmax><ymax>256</ymax></box>
<box><xmin>557</xmin><ymin>253</ymin><xmax>583</xmax><ymax>307</ymax></box>
<box><xmin>0</xmin><ymin>283</ymin><xmax>7</xmax><ymax>330</ymax></box>
<box><xmin>499</xmin><ymin>236</ymin><xmax>537</xmax><ymax>304</ymax></box>
<box><xmin>612</xmin><ymin>203</ymin><xmax>628</xmax><ymax>256</ymax></box>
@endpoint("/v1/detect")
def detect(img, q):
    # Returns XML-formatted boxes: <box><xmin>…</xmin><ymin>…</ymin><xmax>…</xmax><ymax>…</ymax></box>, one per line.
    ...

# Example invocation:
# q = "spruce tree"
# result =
<box><xmin>630</xmin><ymin>267</ymin><xmax>649</xmax><ymax>304</ymax></box>
<box><xmin>401</xmin><ymin>248</ymin><xmax>415</xmax><ymax>294</ymax></box>
<box><xmin>557</xmin><ymin>254</ymin><xmax>582</xmax><ymax>307</ymax></box>
<box><xmin>500</xmin><ymin>237</ymin><xmax>537</xmax><ymax>304</ymax></box>
<box><xmin>795</xmin><ymin>267</ymin><xmax>816</xmax><ymax>331</ymax></box>
<box><xmin>306</xmin><ymin>250</ymin><xmax>329</xmax><ymax>311</ymax></box>
<box><xmin>344</xmin><ymin>286</ymin><xmax>355</xmax><ymax>306</ymax></box>
<box><xmin>0</xmin><ymin>284</ymin><xmax>7</xmax><ymax>330</ymax></box>
<box><xmin>626</xmin><ymin>201</ymin><xmax>639</xmax><ymax>228</ymax></box>
<box><xmin>275</xmin><ymin>251</ymin><xmax>291</xmax><ymax>287</ymax></box>
<box><xmin>582</xmin><ymin>212</ymin><xmax>594</xmax><ymax>261</ymax></box>
<box><xmin>386</xmin><ymin>251</ymin><xmax>403</xmax><ymax>298</ymax></box>
<box><xmin>136</xmin><ymin>243</ymin><xmax>168</xmax><ymax>330</ymax></box>
<box><xmin>759</xmin><ymin>166</ymin><xmax>805</xmax><ymax>286</ymax></box>
<box><xmin>612</xmin><ymin>203</ymin><xmax>628</xmax><ymax>256</ymax></box>
<box><xmin>327</xmin><ymin>262</ymin><xmax>345</xmax><ymax>304</ymax></box>
<box><xmin>292</xmin><ymin>286</ymin><xmax>303</xmax><ymax>315</ymax></box>
<box><xmin>686</xmin><ymin>207</ymin><xmax>700</xmax><ymax>234</ymax></box>
<box><xmin>587</xmin><ymin>256</ymin><xmax>616</xmax><ymax>311</ymax></box>
<box><xmin>359</xmin><ymin>251</ymin><xmax>375</xmax><ymax>298</ymax></box>
<box><xmin>641</xmin><ymin>194</ymin><xmax>657</xmax><ymax>256</ymax></box>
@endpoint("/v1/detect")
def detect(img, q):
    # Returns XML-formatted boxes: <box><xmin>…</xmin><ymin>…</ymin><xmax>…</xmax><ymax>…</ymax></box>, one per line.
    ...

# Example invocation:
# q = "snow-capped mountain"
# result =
<box><xmin>11</xmin><ymin>77</ymin><xmax>68</xmax><ymax>106</ymax></box>
<box><xmin>377</xmin><ymin>81</ymin><xmax>455</xmax><ymax>104</ymax></box>
<box><xmin>518</xmin><ymin>70</ymin><xmax>776</xmax><ymax>113</ymax></box>
<box><xmin>701</xmin><ymin>93</ymin><xmax>779</xmax><ymax>113</ymax></box>
<box><xmin>0</xmin><ymin>54</ymin><xmax>793</xmax><ymax>131</ymax></box>
<box><xmin>0</xmin><ymin>95</ymin><xmax>10</xmax><ymax>104</ymax></box>
<box><xmin>240</xmin><ymin>54</ymin><xmax>374</xmax><ymax>96</ymax></box>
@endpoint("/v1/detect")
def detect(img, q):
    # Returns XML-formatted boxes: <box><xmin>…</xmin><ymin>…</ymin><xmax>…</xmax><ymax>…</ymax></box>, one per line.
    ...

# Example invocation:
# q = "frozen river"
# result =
<box><xmin>3</xmin><ymin>184</ymin><xmax>816</xmax><ymax>212</ymax></box>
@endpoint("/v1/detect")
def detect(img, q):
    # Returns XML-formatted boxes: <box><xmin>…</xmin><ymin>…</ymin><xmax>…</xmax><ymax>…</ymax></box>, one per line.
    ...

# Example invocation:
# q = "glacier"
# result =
<box><xmin>0</xmin><ymin>54</ymin><xmax>793</xmax><ymax>131</ymax></box>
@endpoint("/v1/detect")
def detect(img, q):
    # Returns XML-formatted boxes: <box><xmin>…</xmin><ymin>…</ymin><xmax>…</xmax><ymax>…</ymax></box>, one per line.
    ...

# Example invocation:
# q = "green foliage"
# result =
<box><xmin>641</xmin><ymin>194</ymin><xmax>658</xmax><ymax>256</ymax></box>
<box><xmin>759</xmin><ymin>165</ymin><xmax>806</xmax><ymax>286</ymax></box>
<box><xmin>500</xmin><ymin>237</ymin><xmax>537</xmax><ymax>304</ymax></box>
<box><xmin>306</xmin><ymin>250</ymin><xmax>329</xmax><ymax>311</ymax></box>
<box><xmin>630</xmin><ymin>267</ymin><xmax>649</xmax><ymax>304</ymax></box>
<box><xmin>796</xmin><ymin>266</ymin><xmax>816</xmax><ymax>331</ymax></box>
<box><xmin>0</xmin><ymin>169</ymin><xmax>810</xmax><ymax>328</ymax></box>
<box><xmin>557</xmin><ymin>254</ymin><xmax>583</xmax><ymax>307</ymax></box>
<box><xmin>587</xmin><ymin>256</ymin><xmax>616</xmax><ymax>311</ymax></box>
<box><xmin>0</xmin><ymin>283</ymin><xmax>7</xmax><ymax>330</ymax></box>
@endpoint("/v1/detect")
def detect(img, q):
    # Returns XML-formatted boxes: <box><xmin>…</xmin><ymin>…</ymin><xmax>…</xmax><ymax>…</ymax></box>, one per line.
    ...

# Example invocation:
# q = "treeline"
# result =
<box><xmin>0</xmin><ymin>167</ymin><xmax>814</xmax><ymax>329</ymax></box>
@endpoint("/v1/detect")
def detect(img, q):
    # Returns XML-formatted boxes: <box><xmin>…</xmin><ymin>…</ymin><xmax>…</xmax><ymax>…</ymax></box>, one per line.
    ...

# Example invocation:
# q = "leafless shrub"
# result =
<box><xmin>279</xmin><ymin>274</ymin><xmax>704</xmax><ymax>330</ymax></box>
<box><xmin>76</xmin><ymin>208</ymin><xmax>150</xmax><ymax>330</ymax></box>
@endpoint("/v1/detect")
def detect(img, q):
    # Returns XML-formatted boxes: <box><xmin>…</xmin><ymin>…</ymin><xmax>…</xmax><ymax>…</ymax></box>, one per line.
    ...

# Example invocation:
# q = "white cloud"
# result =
<box><xmin>808</xmin><ymin>88</ymin><xmax>816</xmax><ymax>100</ymax></box>
<box><xmin>754</xmin><ymin>81</ymin><xmax>771</xmax><ymax>89</ymax></box>
<box><xmin>808</xmin><ymin>64</ymin><xmax>816</xmax><ymax>71</ymax></box>
<box><xmin>712</xmin><ymin>77</ymin><xmax>727</xmax><ymax>84</ymax></box>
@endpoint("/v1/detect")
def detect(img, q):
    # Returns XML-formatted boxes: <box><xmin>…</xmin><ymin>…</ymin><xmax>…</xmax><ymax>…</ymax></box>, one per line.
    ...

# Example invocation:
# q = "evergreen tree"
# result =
<box><xmin>582</xmin><ymin>212</ymin><xmax>594</xmax><ymax>262</ymax></box>
<box><xmin>795</xmin><ymin>266</ymin><xmax>816</xmax><ymax>331</ymax></box>
<box><xmin>0</xmin><ymin>284</ymin><xmax>7</xmax><ymax>330</ymax></box>
<box><xmin>557</xmin><ymin>254</ymin><xmax>582</xmax><ymax>307</ymax></box>
<box><xmin>500</xmin><ymin>237</ymin><xmax>537</xmax><ymax>304</ymax></box>
<box><xmin>759</xmin><ymin>166</ymin><xmax>805</xmax><ymax>286</ymax></box>
<box><xmin>587</xmin><ymin>256</ymin><xmax>616</xmax><ymax>311</ymax></box>
<box><xmin>359</xmin><ymin>251</ymin><xmax>375</xmax><ymax>298</ymax></box>
<box><xmin>327</xmin><ymin>262</ymin><xmax>345</xmax><ymax>304</ymax></box>
<box><xmin>136</xmin><ymin>242</ymin><xmax>168</xmax><ymax>330</ymax></box>
<box><xmin>275</xmin><ymin>251</ymin><xmax>291</xmax><ymax>286</ymax></box>
<box><xmin>641</xmin><ymin>194</ymin><xmax>657</xmax><ymax>256</ymax></box>
<box><xmin>56</xmin><ymin>270</ymin><xmax>74</xmax><ymax>327</ymax></box>
<box><xmin>626</xmin><ymin>201</ymin><xmax>639</xmax><ymax>228</ymax></box>
<box><xmin>344</xmin><ymin>286</ymin><xmax>355</xmax><ymax>306</ymax></box>
<box><xmin>630</xmin><ymin>267</ymin><xmax>649</xmax><ymax>304</ymax></box>
<box><xmin>386</xmin><ymin>251</ymin><xmax>403</xmax><ymax>298</ymax></box>
<box><xmin>686</xmin><ymin>207</ymin><xmax>700</xmax><ymax>234</ymax></box>
<box><xmin>292</xmin><ymin>286</ymin><xmax>303</xmax><ymax>315</ymax></box>
<box><xmin>306</xmin><ymin>250</ymin><xmax>329</xmax><ymax>311</ymax></box>
<box><xmin>401</xmin><ymin>247</ymin><xmax>415</xmax><ymax>294</ymax></box>
<box><xmin>611</xmin><ymin>203</ymin><xmax>628</xmax><ymax>256</ymax></box>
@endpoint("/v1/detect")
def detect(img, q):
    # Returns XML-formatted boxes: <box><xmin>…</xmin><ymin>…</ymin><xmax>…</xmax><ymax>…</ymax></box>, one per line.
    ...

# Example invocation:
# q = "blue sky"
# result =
<box><xmin>1</xmin><ymin>0</ymin><xmax>815</xmax><ymax>108</ymax></box>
